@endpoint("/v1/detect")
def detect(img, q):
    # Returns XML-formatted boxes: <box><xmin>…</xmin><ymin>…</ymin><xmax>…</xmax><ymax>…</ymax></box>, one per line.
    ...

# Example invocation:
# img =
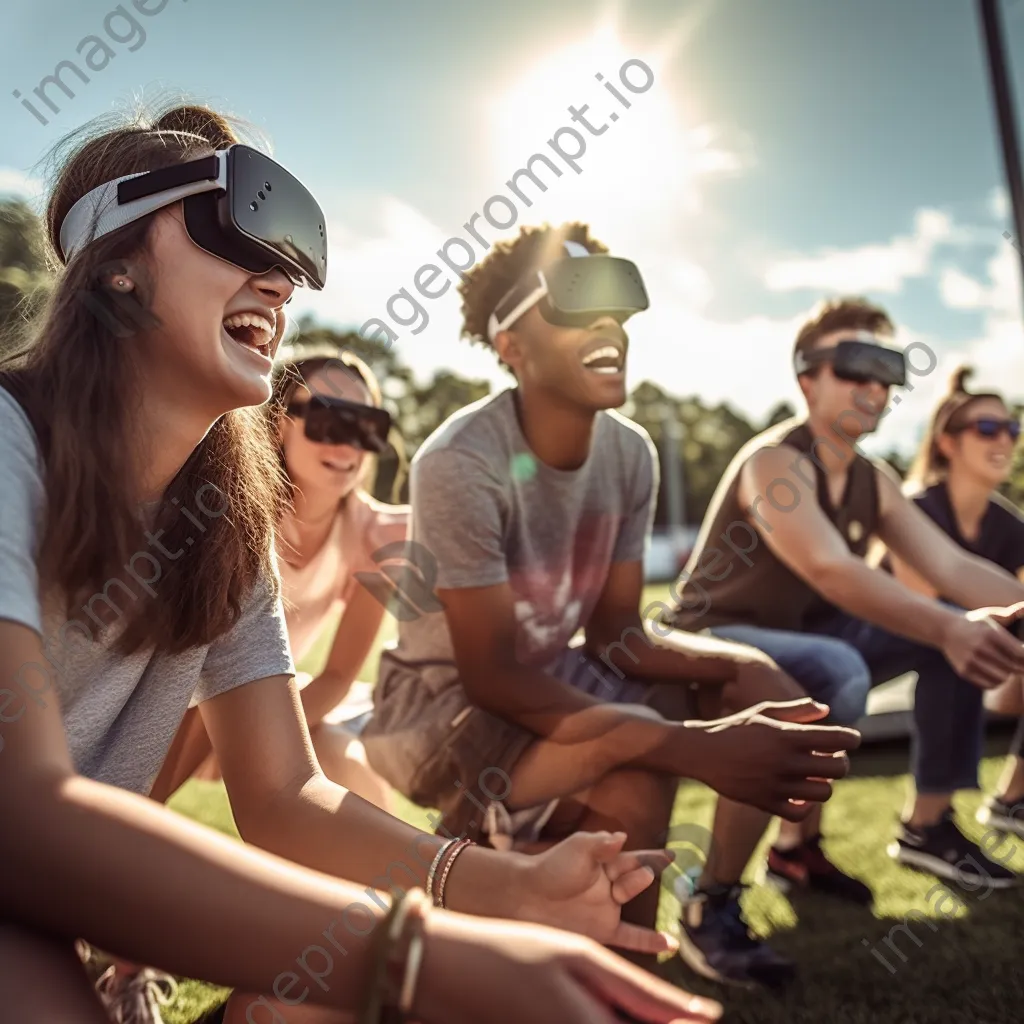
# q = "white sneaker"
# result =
<box><xmin>78</xmin><ymin>944</ymin><xmax>178</xmax><ymax>1024</ymax></box>
<box><xmin>976</xmin><ymin>795</ymin><xmax>1024</xmax><ymax>839</ymax></box>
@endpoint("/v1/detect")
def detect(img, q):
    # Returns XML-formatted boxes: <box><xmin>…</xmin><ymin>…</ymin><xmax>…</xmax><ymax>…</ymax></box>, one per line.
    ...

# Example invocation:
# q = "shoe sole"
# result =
<box><xmin>675</xmin><ymin>933</ymin><xmax>759</xmax><ymax>990</ymax></box>
<box><xmin>761</xmin><ymin>866</ymin><xmax>798</xmax><ymax>894</ymax></box>
<box><xmin>976</xmin><ymin>805</ymin><xmax>1024</xmax><ymax>839</ymax></box>
<box><xmin>887</xmin><ymin>842</ymin><xmax>1019</xmax><ymax>889</ymax></box>
<box><xmin>763</xmin><ymin>866</ymin><xmax>873</xmax><ymax>905</ymax></box>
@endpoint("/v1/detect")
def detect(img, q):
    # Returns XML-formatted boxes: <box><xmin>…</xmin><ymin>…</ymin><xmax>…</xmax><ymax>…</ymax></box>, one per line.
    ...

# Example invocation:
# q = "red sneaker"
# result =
<box><xmin>765</xmin><ymin>835</ymin><xmax>873</xmax><ymax>905</ymax></box>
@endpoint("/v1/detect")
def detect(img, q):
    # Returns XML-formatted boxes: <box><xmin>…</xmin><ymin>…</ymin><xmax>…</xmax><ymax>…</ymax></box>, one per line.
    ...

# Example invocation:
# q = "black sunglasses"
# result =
<box><xmin>949</xmin><ymin>417</ymin><xmax>1021</xmax><ymax>442</ymax></box>
<box><xmin>286</xmin><ymin>396</ymin><xmax>392</xmax><ymax>453</ymax></box>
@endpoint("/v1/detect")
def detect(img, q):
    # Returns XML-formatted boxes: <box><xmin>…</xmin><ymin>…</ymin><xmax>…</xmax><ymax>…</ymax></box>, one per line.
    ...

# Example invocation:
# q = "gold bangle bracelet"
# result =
<box><xmin>398</xmin><ymin>925</ymin><xmax>426</xmax><ymax>1014</ymax></box>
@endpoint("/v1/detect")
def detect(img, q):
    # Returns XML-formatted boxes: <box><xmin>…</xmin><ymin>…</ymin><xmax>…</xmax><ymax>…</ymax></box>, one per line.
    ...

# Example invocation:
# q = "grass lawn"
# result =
<box><xmin>162</xmin><ymin>588</ymin><xmax>1024</xmax><ymax>1023</ymax></box>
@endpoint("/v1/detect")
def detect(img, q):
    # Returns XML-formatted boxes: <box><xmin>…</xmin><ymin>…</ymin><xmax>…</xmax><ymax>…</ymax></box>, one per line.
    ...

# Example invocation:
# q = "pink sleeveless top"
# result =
<box><xmin>276</xmin><ymin>491</ymin><xmax>408</xmax><ymax>664</ymax></box>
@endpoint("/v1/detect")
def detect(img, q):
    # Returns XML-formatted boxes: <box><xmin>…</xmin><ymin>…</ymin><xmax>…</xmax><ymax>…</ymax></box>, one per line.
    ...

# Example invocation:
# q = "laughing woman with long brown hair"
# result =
<box><xmin>0</xmin><ymin>101</ymin><xmax>718</xmax><ymax>1024</ymax></box>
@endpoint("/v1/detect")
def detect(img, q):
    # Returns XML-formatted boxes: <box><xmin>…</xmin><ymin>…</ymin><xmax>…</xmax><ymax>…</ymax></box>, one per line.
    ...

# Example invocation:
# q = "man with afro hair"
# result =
<box><xmin>362</xmin><ymin>222</ymin><xmax>860</xmax><ymax>985</ymax></box>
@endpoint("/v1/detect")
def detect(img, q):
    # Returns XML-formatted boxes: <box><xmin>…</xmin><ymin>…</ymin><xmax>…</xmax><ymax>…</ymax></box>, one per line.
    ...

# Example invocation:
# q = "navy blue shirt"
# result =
<box><xmin>913</xmin><ymin>482</ymin><xmax>1024</xmax><ymax>579</ymax></box>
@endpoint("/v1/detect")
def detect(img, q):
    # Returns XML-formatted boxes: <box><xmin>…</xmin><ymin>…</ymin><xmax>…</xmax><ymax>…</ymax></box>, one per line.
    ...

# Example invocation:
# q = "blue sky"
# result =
<box><xmin>4</xmin><ymin>0</ymin><xmax>1024</xmax><ymax>453</ymax></box>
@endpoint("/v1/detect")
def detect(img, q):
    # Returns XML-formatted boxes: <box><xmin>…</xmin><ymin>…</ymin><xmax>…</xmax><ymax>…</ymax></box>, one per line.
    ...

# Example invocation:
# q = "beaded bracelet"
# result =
<box><xmin>434</xmin><ymin>837</ymin><xmax>473</xmax><ymax>909</ymax></box>
<box><xmin>425</xmin><ymin>837</ymin><xmax>457</xmax><ymax>903</ymax></box>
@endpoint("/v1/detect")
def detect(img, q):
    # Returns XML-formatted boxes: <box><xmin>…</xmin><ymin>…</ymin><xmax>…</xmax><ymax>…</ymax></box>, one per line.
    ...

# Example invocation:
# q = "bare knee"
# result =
<box><xmin>583</xmin><ymin>767</ymin><xmax>677</xmax><ymax>845</ymax></box>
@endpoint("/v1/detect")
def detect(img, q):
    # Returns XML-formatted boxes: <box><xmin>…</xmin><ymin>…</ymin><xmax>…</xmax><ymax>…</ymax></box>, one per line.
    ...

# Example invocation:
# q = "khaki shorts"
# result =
<box><xmin>362</xmin><ymin>643</ymin><xmax>698</xmax><ymax>848</ymax></box>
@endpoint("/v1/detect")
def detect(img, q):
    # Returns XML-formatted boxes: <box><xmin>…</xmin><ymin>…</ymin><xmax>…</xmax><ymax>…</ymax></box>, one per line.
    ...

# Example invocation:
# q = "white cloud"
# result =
<box><xmin>939</xmin><ymin>266</ymin><xmax>989</xmax><ymax>309</ymax></box>
<box><xmin>763</xmin><ymin>209</ymin><xmax>953</xmax><ymax>294</ymax></box>
<box><xmin>286</xmin><ymin>177</ymin><xmax>1024</xmax><ymax>459</ymax></box>
<box><xmin>938</xmin><ymin>239</ymin><xmax>1021</xmax><ymax>316</ymax></box>
<box><xmin>285</xmin><ymin>192</ymin><xmax>510</xmax><ymax>390</ymax></box>
<box><xmin>0</xmin><ymin>167</ymin><xmax>44</xmax><ymax>202</ymax></box>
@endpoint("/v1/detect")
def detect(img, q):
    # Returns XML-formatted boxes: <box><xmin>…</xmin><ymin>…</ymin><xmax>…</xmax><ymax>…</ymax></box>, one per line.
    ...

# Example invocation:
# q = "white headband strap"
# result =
<box><xmin>485</xmin><ymin>240</ymin><xmax>590</xmax><ymax>342</ymax></box>
<box><xmin>59</xmin><ymin>149</ymin><xmax>230</xmax><ymax>262</ymax></box>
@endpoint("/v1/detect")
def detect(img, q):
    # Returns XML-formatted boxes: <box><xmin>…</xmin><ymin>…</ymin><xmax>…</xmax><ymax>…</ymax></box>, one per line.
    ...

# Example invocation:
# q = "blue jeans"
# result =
<box><xmin>711</xmin><ymin>613</ymin><xmax>983</xmax><ymax>794</ymax></box>
<box><xmin>709</xmin><ymin>623</ymin><xmax>872</xmax><ymax>727</ymax></box>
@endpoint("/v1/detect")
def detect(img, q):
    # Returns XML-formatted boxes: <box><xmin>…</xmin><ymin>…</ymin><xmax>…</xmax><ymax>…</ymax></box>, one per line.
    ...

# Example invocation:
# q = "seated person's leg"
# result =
<box><xmin>815</xmin><ymin>613</ymin><xmax>1019</xmax><ymax>887</ymax></box>
<box><xmin>980</xmin><ymin>714</ymin><xmax>1024</xmax><ymax>837</ymax></box>
<box><xmin>708</xmin><ymin>624</ymin><xmax>872</xmax><ymax>727</ymax></box>
<box><xmin>666</xmin><ymin>624</ymin><xmax>872</xmax><ymax>898</ymax></box>
<box><xmin>0</xmin><ymin>924</ymin><xmax>112</xmax><ymax>1023</ymax></box>
<box><xmin>506</xmin><ymin>650</ymin><xmax>796</xmax><ymax>988</ymax></box>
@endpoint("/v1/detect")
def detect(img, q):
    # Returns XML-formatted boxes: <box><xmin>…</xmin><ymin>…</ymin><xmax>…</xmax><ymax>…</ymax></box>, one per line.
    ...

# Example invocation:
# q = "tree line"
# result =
<box><xmin>6</xmin><ymin>196</ymin><xmax>982</xmax><ymax>525</ymax></box>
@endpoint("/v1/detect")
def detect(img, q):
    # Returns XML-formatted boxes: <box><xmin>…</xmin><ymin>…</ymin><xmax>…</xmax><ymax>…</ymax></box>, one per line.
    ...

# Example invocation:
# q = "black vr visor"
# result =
<box><xmin>288</xmin><ymin>395</ymin><xmax>392</xmax><ymax>453</ymax></box>
<box><xmin>59</xmin><ymin>144</ymin><xmax>328</xmax><ymax>290</ymax></box>
<box><xmin>794</xmin><ymin>337</ymin><xmax>906</xmax><ymax>388</ymax></box>
<box><xmin>487</xmin><ymin>241</ymin><xmax>649</xmax><ymax>341</ymax></box>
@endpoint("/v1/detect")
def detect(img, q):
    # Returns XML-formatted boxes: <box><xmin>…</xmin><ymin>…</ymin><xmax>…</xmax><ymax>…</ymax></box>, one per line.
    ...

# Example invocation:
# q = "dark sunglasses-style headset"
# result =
<box><xmin>947</xmin><ymin>417</ymin><xmax>1021</xmax><ymax>442</ymax></box>
<box><xmin>794</xmin><ymin>337</ymin><xmax>907</xmax><ymax>387</ymax></box>
<box><xmin>286</xmin><ymin>395</ymin><xmax>392</xmax><ymax>453</ymax></box>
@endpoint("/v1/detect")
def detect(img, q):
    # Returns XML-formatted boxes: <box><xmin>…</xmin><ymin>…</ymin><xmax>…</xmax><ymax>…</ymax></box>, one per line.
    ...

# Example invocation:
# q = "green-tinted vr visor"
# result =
<box><xmin>59</xmin><ymin>144</ymin><xmax>328</xmax><ymax>290</ymax></box>
<box><xmin>794</xmin><ymin>337</ymin><xmax>906</xmax><ymax>387</ymax></box>
<box><xmin>487</xmin><ymin>241</ymin><xmax>649</xmax><ymax>341</ymax></box>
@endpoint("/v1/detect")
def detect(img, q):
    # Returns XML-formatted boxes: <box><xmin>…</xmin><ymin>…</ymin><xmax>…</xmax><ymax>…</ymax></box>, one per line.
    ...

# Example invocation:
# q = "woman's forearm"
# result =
<box><xmin>300</xmin><ymin>670</ymin><xmax>355</xmax><ymax>728</ymax></box>
<box><xmin>0</xmin><ymin>772</ymin><xmax>383</xmax><ymax>1009</ymax></box>
<box><xmin>240</xmin><ymin>775</ymin><xmax>531</xmax><ymax>921</ymax></box>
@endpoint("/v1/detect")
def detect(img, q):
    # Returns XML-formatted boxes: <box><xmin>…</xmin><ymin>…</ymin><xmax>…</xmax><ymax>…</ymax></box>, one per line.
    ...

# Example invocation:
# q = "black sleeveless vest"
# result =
<box><xmin>667</xmin><ymin>418</ymin><xmax>880</xmax><ymax>632</ymax></box>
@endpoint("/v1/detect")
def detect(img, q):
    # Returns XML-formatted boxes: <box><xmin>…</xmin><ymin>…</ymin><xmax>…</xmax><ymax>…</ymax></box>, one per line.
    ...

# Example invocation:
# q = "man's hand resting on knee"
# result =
<box><xmin>718</xmin><ymin>654</ymin><xmax>807</xmax><ymax>717</ymax></box>
<box><xmin>683</xmin><ymin>697</ymin><xmax>860</xmax><ymax>820</ymax></box>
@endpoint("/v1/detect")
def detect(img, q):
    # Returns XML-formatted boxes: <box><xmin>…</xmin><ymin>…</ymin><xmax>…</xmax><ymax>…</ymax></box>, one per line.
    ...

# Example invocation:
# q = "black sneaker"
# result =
<box><xmin>765</xmin><ymin>834</ymin><xmax>873</xmax><ymax>906</ymax></box>
<box><xmin>976</xmin><ymin>795</ymin><xmax>1024</xmax><ymax>839</ymax></box>
<box><xmin>889</xmin><ymin>809</ymin><xmax>1019</xmax><ymax>889</ymax></box>
<box><xmin>678</xmin><ymin>884</ymin><xmax>796</xmax><ymax>989</ymax></box>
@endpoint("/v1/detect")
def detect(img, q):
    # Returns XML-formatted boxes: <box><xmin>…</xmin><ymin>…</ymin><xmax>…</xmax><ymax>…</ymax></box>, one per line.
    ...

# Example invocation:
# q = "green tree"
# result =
<box><xmin>1002</xmin><ymin>402</ymin><xmax>1024</xmax><ymax>508</ymax></box>
<box><xmin>763</xmin><ymin>400</ymin><xmax>796</xmax><ymax>429</ymax></box>
<box><xmin>627</xmin><ymin>380</ymin><xmax>759</xmax><ymax>525</ymax></box>
<box><xmin>0</xmin><ymin>199</ymin><xmax>52</xmax><ymax>354</ymax></box>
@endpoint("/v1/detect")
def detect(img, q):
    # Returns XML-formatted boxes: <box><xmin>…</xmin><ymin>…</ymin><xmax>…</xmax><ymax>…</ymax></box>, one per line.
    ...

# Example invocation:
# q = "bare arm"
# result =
<box><xmin>201</xmin><ymin>672</ymin><xmax>531</xmax><ymax>921</ymax></box>
<box><xmin>298</xmin><ymin>583</ymin><xmax>387</xmax><ymax>727</ymax></box>
<box><xmin>296</xmin><ymin>502</ymin><xmax>408</xmax><ymax>728</ymax></box>
<box><xmin>442</xmin><ymin>582</ymin><xmax>640</xmax><ymax>741</ymax></box>
<box><xmin>583</xmin><ymin>560</ymin><xmax>750</xmax><ymax>684</ymax></box>
<box><xmin>876</xmin><ymin>468</ymin><xmax>1024</xmax><ymax>609</ymax></box>
<box><xmin>439</xmin><ymin>581</ymin><xmax>857</xmax><ymax>818</ymax></box>
<box><xmin>0</xmin><ymin>621</ymin><xmax>383</xmax><ymax>1011</ymax></box>
<box><xmin>740</xmin><ymin>445</ymin><xmax>964</xmax><ymax>647</ymax></box>
<box><xmin>584</xmin><ymin>560</ymin><xmax>806</xmax><ymax>711</ymax></box>
<box><xmin>740</xmin><ymin>447</ymin><xmax>1024</xmax><ymax>688</ymax></box>
<box><xmin>888</xmin><ymin>550</ymin><xmax>938</xmax><ymax>599</ymax></box>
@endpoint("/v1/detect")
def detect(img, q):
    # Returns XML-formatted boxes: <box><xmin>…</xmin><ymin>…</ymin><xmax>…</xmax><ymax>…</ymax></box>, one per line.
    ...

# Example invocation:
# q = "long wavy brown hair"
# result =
<box><xmin>0</xmin><ymin>102</ymin><xmax>288</xmax><ymax>656</ymax></box>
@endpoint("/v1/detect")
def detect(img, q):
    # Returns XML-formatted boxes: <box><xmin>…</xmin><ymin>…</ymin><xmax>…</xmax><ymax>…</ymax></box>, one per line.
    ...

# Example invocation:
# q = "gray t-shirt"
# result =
<box><xmin>376</xmin><ymin>388</ymin><xmax>658</xmax><ymax>696</ymax></box>
<box><xmin>0</xmin><ymin>387</ymin><xmax>295</xmax><ymax>795</ymax></box>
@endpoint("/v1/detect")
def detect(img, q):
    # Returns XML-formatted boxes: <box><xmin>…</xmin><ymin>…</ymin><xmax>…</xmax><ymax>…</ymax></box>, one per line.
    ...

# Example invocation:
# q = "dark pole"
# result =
<box><xmin>978</xmin><ymin>0</ymin><xmax>1024</xmax><ymax>306</ymax></box>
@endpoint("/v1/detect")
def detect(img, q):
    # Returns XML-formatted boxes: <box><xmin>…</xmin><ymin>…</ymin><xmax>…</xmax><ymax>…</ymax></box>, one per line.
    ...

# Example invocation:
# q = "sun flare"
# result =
<box><xmin>485</xmin><ymin>24</ymin><xmax>712</xmax><ymax>234</ymax></box>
